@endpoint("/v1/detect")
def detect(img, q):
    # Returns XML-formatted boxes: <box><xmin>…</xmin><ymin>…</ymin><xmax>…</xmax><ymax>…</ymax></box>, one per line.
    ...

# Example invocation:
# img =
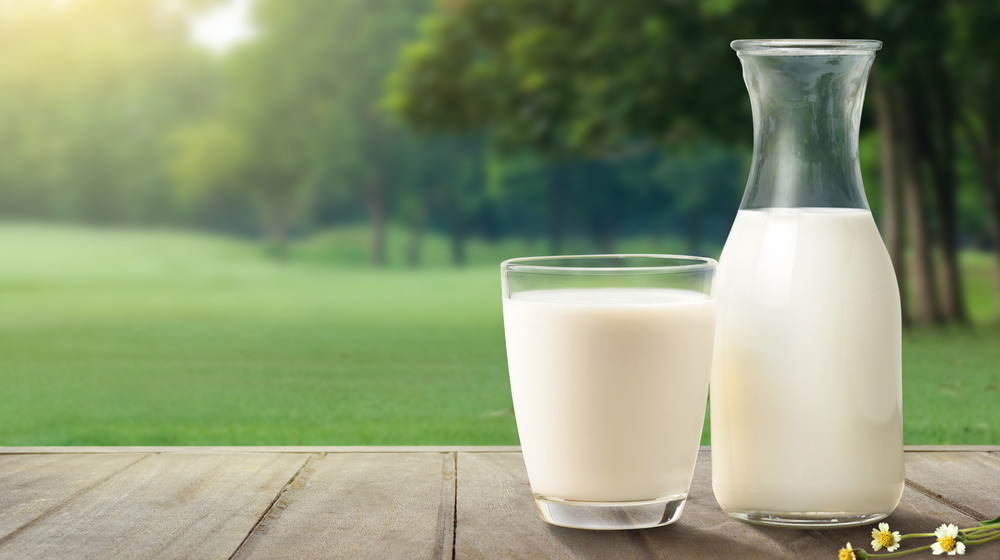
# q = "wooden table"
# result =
<box><xmin>1</xmin><ymin>446</ymin><xmax>998</xmax><ymax>559</ymax></box>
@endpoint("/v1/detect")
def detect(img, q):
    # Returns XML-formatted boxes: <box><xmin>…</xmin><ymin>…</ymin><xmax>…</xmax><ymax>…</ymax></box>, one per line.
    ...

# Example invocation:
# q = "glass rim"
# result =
<box><xmin>501</xmin><ymin>254</ymin><xmax>717</xmax><ymax>274</ymax></box>
<box><xmin>731</xmin><ymin>39</ymin><xmax>882</xmax><ymax>56</ymax></box>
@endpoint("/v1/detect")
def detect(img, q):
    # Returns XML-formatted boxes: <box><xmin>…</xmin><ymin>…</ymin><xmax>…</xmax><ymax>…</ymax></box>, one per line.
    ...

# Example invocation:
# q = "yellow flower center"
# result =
<box><xmin>876</xmin><ymin>531</ymin><xmax>895</xmax><ymax>548</ymax></box>
<box><xmin>938</xmin><ymin>536</ymin><xmax>957</xmax><ymax>552</ymax></box>
<box><xmin>838</xmin><ymin>549</ymin><xmax>856</xmax><ymax>560</ymax></box>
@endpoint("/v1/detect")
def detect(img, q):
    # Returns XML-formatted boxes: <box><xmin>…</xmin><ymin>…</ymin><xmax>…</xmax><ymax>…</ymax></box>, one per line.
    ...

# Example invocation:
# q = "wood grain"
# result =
<box><xmin>453</xmin><ymin>450</ymin><xmax>827</xmax><ymax>559</ymax></box>
<box><xmin>0</xmin><ymin>447</ymin><xmax>997</xmax><ymax>559</ymax></box>
<box><xmin>904</xmin><ymin>451</ymin><xmax>1000</xmax><ymax>520</ymax></box>
<box><xmin>454</xmin><ymin>449</ymin><xmax>999</xmax><ymax>560</ymax></box>
<box><xmin>232</xmin><ymin>452</ymin><xmax>455</xmax><ymax>560</ymax></box>
<box><xmin>0</xmin><ymin>452</ymin><xmax>306</xmax><ymax>560</ymax></box>
<box><xmin>0</xmin><ymin>452</ymin><xmax>147</xmax><ymax>539</ymax></box>
<box><xmin>454</xmin><ymin>451</ymin><xmax>656</xmax><ymax>559</ymax></box>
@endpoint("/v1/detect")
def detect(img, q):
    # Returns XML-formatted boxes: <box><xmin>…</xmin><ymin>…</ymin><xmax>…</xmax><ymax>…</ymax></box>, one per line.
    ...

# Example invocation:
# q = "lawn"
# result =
<box><xmin>0</xmin><ymin>224</ymin><xmax>996</xmax><ymax>445</ymax></box>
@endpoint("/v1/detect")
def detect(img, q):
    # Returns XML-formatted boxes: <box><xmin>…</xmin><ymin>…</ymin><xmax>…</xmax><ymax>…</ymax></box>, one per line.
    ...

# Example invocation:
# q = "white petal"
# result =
<box><xmin>932</xmin><ymin>542</ymin><xmax>945</xmax><ymax>555</ymax></box>
<box><xmin>878</xmin><ymin>522</ymin><xmax>890</xmax><ymax>532</ymax></box>
<box><xmin>871</xmin><ymin>538</ymin><xmax>881</xmax><ymax>551</ymax></box>
<box><xmin>955</xmin><ymin>541</ymin><xmax>966</xmax><ymax>555</ymax></box>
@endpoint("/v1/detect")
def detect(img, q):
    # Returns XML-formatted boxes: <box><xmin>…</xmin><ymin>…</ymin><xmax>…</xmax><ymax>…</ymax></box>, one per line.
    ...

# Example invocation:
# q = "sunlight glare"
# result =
<box><xmin>189</xmin><ymin>0</ymin><xmax>255</xmax><ymax>54</ymax></box>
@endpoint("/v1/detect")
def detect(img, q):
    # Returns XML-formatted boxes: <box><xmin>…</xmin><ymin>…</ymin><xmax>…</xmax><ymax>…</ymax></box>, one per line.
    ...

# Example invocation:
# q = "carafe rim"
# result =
<box><xmin>731</xmin><ymin>39</ymin><xmax>882</xmax><ymax>56</ymax></box>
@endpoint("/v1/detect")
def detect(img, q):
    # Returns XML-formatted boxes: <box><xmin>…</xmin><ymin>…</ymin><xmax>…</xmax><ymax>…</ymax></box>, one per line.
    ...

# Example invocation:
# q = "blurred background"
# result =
<box><xmin>0</xmin><ymin>0</ymin><xmax>997</xmax><ymax>446</ymax></box>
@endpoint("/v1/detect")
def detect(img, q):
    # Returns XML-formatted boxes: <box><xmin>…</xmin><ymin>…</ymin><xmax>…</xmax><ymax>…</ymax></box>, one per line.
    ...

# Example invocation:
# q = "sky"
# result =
<box><xmin>188</xmin><ymin>0</ymin><xmax>256</xmax><ymax>54</ymax></box>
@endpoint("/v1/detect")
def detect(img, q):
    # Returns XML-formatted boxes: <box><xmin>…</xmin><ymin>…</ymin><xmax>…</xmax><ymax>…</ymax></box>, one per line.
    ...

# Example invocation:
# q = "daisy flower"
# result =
<box><xmin>838</xmin><ymin>542</ymin><xmax>856</xmax><ymax>560</ymax></box>
<box><xmin>931</xmin><ymin>523</ymin><xmax>966</xmax><ymax>555</ymax></box>
<box><xmin>871</xmin><ymin>522</ymin><xmax>901</xmax><ymax>552</ymax></box>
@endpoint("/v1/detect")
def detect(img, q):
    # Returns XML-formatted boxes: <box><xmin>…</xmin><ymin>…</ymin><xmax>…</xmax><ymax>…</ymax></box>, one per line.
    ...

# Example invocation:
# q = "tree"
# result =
<box><xmin>386</xmin><ymin>1</ymin><xmax>753</xmax><ymax>254</ymax></box>
<box><xmin>950</xmin><ymin>2</ymin><xmax>1000</xmax><ymax>321</ymax></box>
<box><xmin>388</xmin><ymin>0</ymin><xmax>993</xmax><ymax>324</ymax></box>
<box><xmin>0</xmin><ymin>0</ymin><xmax>217</xmax><ymax>224</ymax></box>
<box><xmin>177</xmin><ymin>0</ymin><xmax>489</xmax><ymax>265</ymax></box>
<box><xmin>393</xmin><ymin>133</ymin><xmax>486</xmax><ymax>266</ymax></box>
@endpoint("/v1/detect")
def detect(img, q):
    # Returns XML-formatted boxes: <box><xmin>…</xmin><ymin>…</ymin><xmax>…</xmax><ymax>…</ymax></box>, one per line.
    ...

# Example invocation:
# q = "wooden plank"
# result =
<box><xmin>455</xmin><ymin>450</ymin><xmax>995</xmax><ymax>559</ymax></box>
<box><xmin>0</xmin><ymin>452</ymin><xmax>306</xmax><ymax>560</ymax></box>
<box><xmin>453</xmin><ymin>451</ymin><xmax>654</xmax><ymax>559</ymax></box>
<box><xmin>0</xmin><ymin>453</ymin><xmax>147</xmax><ymax>539</ymax></box>
<box><xmin>802</xmin><ymin>478</ymin><xmax>985</xmax><ymax>559</ymax></box>
<box><xmin>232</xmin><ymin>452</ymin><xmax>455</xmax><ymax>560</ymax></box>
<box><xmin>641</xmin><ymin>450</ymin><xmax>836</xmax><ymax>559</ymax></box>
<box><xmin>904</xmin><ymin>451</ymin><xmax>1000</xmax><ymax>520</ymax></box>
<box><xmin>641</xmin><ymin>451</ymin><xmax>984</xmax><ymax>559</ymax></box>
<box><xmin>0</xmin><ymin>447</ymin><xmax>996</xmax><ymax>559</ymax></box>
<box><xmin>452</xmin><ymin>450</ymin><xmax>833</xmax><ymax>559</ymax></box>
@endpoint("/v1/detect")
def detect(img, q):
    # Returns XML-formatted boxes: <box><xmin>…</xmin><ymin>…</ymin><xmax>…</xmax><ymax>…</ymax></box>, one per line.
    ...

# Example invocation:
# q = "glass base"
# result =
<box><xmin>534</xmin><ymin>494</ymin><xmax>687</xmax><ymax>530</ymax></box>
<box><xmin>726</xmin><ymin>510</ymin><xmax>890</xmax><ymax>529</ymax></box>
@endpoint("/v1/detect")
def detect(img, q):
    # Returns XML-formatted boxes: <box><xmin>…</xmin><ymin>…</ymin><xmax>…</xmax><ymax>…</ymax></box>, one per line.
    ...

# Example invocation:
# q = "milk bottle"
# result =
<box><xmin>711</xmin><ymin>40</ymin><xmax>904</xmax><ymax>528</ymax></box>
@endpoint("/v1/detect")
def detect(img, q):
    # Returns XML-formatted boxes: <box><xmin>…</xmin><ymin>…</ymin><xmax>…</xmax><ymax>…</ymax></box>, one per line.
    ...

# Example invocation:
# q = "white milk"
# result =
<box><xmin>503</xmin><ymin>288</ymin><xmax>715</xmax><ymax>502</ymax></box>
<box><xmin>711</xmin><ymin>208</ymin><xmax>904</xmax><ymax>516</ymax></box>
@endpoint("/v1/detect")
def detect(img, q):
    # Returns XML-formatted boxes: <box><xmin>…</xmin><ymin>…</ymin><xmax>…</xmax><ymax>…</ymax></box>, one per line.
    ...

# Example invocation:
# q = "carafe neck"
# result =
<box><xmin>733</xmin><ymin>40</ymin><xmax>881</xmax><ymax>210</ymax></box>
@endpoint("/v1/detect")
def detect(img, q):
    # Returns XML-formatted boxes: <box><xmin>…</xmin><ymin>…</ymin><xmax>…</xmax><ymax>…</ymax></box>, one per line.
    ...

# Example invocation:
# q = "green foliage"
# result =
<box><xmin>169</xmin><ymin>0</ymin><xmax>491</xmax><ymax>261</ymax></box>
<box><xmin>0</xmin><ymin>0</ymin><xmax>217</xmax><ymax>223</ymax></box>
<box><xmin>386</xmin><ymin>0</ymin><xmax>749</xmax><ymax>156</ymax></box>
<box><xmin>168</xmin><ymin>121</ymin><xmax>249</xmax><ymax>203</ymax></box>
<box><xmin>0</xmin><ymin>0</ymin><xmax>996</xmax><ymax>273</ymax></box>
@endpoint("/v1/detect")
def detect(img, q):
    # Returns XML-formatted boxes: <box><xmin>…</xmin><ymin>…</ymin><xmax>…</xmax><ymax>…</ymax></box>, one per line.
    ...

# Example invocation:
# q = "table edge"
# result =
<box><xmin>0</xmin><ymin>445</ymin><xmax>996</xmax><ymax>454</ymax></box>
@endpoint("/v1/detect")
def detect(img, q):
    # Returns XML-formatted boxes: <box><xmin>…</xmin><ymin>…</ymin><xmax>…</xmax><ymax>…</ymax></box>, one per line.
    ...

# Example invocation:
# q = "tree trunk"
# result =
<box><xmin>963</xmin><ymin>115</ymin><xmax>1000</xmax><ymax>320</ymax></box>
<box><xmin>450</xmin><ymin>226</ymin><xmax>466</xmax><ymax>266</ymax></box>
<box><xmin>439</xmin><ymin>195</ymin><xmax>467</xmax><ymax>267</ymax></box>
<box><xmin>547</xmin><ymin>166</ymin><xmax>567</xmax><ymax>255</ymax></box>
<box><xmin>901</xmin><ymin>168</ymin><xmax>943</xmax><ymax>324</ymax></box>
<box><xmin>873</xmin><ymin>81</ymin><xmax>911</xmax><ymax>326</ymax></box>
<box><xmin>589</xmin><ymin>207</ymin><xmax>616</xmax><ymax>254</ymax></box>
<box><xmin>261</xmin><ymin>192</ymin><xmax>290</xmax><ymax>262</ymax></box>
<box><xmin>266</xmin><ymin>219</ymin><xmax>288</xmax><ymax>262</ymax></box>
<box><xmin>687</xmin><ymin>212</ymin><xmax>702</xmax><ymax>257</ymax></box>
<box><xmin>897</xmin><ymin>94</ymin><xmax>945</xmax><ymax>324</ymax></box>
<box><xmin>918</xmin><ymin>67</ymin><xmax>967</xmax><ymax>323</ymax></box>
<box><xmin>405</xmin><ymin>201</ymin><xmax>427</xmax><ymax>268</ymax></box>
<box><xmin>365</xmin><ymin>186</ymin><xmax>387</xmax><ymax>267</ymax></box>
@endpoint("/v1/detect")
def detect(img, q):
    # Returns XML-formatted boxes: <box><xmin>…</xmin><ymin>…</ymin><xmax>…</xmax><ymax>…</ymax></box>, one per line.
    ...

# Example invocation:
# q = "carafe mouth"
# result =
<box><xmin>731</xmin><ymin>39</ymin><xmax>882</xmax><ymax>56</ymax></box>
<box><xmin>732</xmin><ymin>38</ymin><xmax>880</xmax><ymax>210</ymax></box>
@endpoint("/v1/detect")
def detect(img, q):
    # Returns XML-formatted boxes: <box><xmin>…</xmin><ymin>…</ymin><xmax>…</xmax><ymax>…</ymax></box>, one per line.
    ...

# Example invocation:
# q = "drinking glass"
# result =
<box><xmin>500</xmin><ymin>254</ymin><xmax>716</xmax><ymax>530</ymax></box>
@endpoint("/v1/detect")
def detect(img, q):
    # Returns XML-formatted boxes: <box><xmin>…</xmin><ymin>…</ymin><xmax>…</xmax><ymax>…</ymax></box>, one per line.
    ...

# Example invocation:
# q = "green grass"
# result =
<box><xmin>0</xmin><ymin>223</ymin><xmax>996</xmax><ymax>445</ymax></box>
<box><xmin>0</xmin><ymin>225</ymin><xmax>515</xmax><ymax>445</ymax></box>
<box><xmin>903</xmin><ymin>327</ymin><xmax>1000</xmax><ymax>445</ymax></box>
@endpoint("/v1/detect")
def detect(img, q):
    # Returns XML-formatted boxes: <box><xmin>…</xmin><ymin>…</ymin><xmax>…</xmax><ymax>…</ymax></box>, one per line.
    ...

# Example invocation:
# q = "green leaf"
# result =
<box><xmin>979</xmin><ymin>515</ymin><xmax>1000</xmax><ymax>526</ymax></box>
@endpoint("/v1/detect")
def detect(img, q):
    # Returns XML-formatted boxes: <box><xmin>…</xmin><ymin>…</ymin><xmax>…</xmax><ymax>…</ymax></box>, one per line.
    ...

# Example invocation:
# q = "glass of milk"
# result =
<box><xmin>501</xmin><ymin>254</ymin><xmax>716</xmax><ymax>530</ymax></box>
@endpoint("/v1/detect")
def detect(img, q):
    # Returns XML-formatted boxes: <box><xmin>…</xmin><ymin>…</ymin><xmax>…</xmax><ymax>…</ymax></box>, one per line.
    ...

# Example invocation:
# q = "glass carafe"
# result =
<box><xmin>710</xmin><ymin>40</ymin><xmax>903</xmax><ymax>528</ymax></box>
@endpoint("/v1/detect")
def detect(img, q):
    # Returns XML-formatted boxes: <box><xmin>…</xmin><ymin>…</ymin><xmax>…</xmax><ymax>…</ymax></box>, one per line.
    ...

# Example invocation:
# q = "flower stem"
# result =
<box><xmin>865</xmin><ymin>544</ymin><xmax>933</xmax><ymax>558</ymax></box>
<box><xmin>964</xmin><ymin>525</ymin><xmax>1000</xmax><ymax>536</ymax></box>
<box><xmin>965</xmin><ymin>532</ymin><xmax>1000</xmax><ymax>545</ymax></box>
<box><xmin>897</xmin><ymin>532</ymin><xmax>934</xmax><ymax>539</ymax></box>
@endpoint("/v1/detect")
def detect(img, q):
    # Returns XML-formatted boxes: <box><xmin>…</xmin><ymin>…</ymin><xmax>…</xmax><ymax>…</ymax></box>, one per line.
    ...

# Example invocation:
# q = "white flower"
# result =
<box><xmin>931</xmin><ymin>523</ymin><xmax>966</xmax><ymax>555</ymax></box>
<box><xmin>871</xmin><ymin>522</ymin><xmax>902</xmax><ymax>552</ymax></box>
<box><xmin>838</xmin><ymin>542</ymin><xmax>856</xmax><ymax>560</ymax></box>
